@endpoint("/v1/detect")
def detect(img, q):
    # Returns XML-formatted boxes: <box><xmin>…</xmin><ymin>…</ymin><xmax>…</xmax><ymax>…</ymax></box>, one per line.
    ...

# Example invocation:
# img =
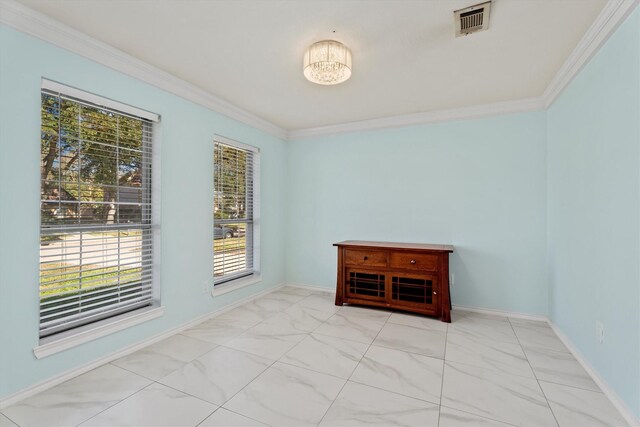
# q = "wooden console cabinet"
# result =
<box><xmin>334</xmin><ymin>241</ymin><xmax>454</xmax><ymax>322</ymax></box>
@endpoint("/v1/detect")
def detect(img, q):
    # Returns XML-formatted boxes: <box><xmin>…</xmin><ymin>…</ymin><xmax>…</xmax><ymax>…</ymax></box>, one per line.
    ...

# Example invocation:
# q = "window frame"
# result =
<box><xmin>37</xmin><ymin>79</ymin><xmax>162</xmax><ymax>346</ymax></box>
<box><xmin>212</xmin><ymin>135</ymin><xmax>260</xmax><ymax>290</ymax></box>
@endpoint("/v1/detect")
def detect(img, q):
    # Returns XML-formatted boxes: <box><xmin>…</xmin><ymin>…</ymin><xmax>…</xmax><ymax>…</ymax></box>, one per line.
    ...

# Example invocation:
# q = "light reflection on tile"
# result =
<box><xmin>281</xmin><ymin>333</ymin><xmax>368</xmax><ymax>378</ymax></box>
<box><xmin>373</xmin><ymin>322</ymin><xmax>446</xmax><ymax>359</ymax></box>
<box><xmin>223</xmin><ymin>322</ymin><xmax>306</xmax><ymax>359</ymax></box>
<box><xmin>441</xmin><ymin>361</ymin><xmax>557</xmax><ymax>427</ymax></box>
<box><xmin>4</xmin><ymin>290</ymin><xmax>629</xmax><ymax>427</ymax></box>
<box><xmin>540</xmin><ymin>381</ymin><xmax>628</xmax><ymax>427</ymax></box>
<box><xmin>111</xmin><ymin>334</ymin><xmax>216</xmax><ymax>380</ymax></box>
<box><xmin>314</xmin><ymin>311</ymin><xmax>387</xmax><ymax>344</ymax></box>
<box><xmin>438</xmin><ymin>406</ymin><xmax>515</xmax><ymax>426</ymax></box>
<box><xmin>445</xmin><ymin>330</ymin><xmax>534</xmax><ymax>378</ymax></box>
<box><xmin>512</xmin><ymin>323</ymin><xmax>568</xmax><ymax>353</ymax></box>
<box><xmin>0</xmin><ymin>414</ymin><xmax>17</xmax><ymax>427</ymax></box>
<box><xmin>80</xmin><ymin>383</ymin><xmax>216</xmax><ymax>427</ymax></box>
<box><xmin>224</xmin><ymin>362</ymin><xmax>345</xmax><ymax>426</ymax></box>
<box><xmin>319</xmin><ymin>381</ymin><xmax>439</xmax><ymax>427</ymax></box>
<box><xmin>387</xmin><ymin>312</ymin><xmax>447</xmax><ymax>332</ymax></box>
<box><xmin>158</xmin><ymin>346</ymin><xmax>273</xmax><ymax>405</ymax></box>
<box><xmin>524</xmin><ymin>345</ymin><xmax>599</xmax><ymax>391</ymax></box>
<box><xmin>2</xmin><ymin>365</ymin><xmax>151</xmax><ymax>427</ymax></box>
<box><xmin>350</xmin><ymin>345</ymin><xmax>443</xmax><ymax>404</ymax></box>
<box><xmin>199</xmin><ymin>408</ymin><xmax>267</xmax><ymax>427</ymax></box>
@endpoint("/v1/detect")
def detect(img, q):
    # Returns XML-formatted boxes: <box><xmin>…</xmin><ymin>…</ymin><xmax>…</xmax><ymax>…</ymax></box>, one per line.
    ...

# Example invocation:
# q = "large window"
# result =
<box><xmin>213</xmin><ymin>138</ymin><xmax>259</xmax><ymax>284</ymax></box>
<box><xmin>39</xmin><ymin>80</ymin><xmax>159</xmax><ymax>338</ymax></box>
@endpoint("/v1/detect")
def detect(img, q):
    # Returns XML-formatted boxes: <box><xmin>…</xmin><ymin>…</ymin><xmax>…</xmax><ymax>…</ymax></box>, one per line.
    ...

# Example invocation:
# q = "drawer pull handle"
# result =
<box><xmin>410</xmin><ymin>259</ymin><xmax>416</xmax><ymax>264</ymax></box>
<box><xmin>433</xmin><ymin>291</ymin><xmax>437</xmax><ymax>295</ymax></box>
<box><xmin>363</xmin><ymin>256</ymin><xmax>368</xmax><ymax>260</ymax></box>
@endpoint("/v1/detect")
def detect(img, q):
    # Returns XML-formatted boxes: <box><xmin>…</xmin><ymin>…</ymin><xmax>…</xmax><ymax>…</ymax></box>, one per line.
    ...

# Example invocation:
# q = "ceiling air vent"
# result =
<box><xmin>454</xmin><ymin>1</ymin><xmax>492</xmax><ymax>37</ymax></box>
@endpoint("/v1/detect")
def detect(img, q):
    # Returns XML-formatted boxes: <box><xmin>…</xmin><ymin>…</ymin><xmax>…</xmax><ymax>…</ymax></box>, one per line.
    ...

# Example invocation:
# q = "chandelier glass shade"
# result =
<box><xmin>303</xmin><ymin>40</ymin><xmax>352</xmax><ymax>85</ymax></box>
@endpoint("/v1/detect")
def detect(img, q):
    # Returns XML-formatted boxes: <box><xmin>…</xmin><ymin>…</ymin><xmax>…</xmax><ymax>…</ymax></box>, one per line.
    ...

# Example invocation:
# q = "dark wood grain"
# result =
<box><xmin>334</xmin><ymin>241</ymin><xmax>454</xmax><ymax>323</ymax></box>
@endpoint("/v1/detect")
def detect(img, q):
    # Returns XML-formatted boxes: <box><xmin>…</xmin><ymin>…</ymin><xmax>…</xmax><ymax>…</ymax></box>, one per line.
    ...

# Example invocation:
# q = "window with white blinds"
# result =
<box><xmin>213</xmin><ymin>138</ymin><xmax>259</xmax><ymax>284</ymax></box>
<box><xmin>39</xmin><ymin>81</ymin><xmax>158</xmax><ymax>338</ymax></box>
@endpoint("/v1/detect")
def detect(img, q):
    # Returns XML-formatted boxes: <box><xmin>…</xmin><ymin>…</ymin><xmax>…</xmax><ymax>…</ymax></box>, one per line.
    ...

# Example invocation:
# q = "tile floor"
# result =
<box><xmin>1</xmin><ymin>287</ymin><xmax>630</xmax><ymax>427</ymax></box>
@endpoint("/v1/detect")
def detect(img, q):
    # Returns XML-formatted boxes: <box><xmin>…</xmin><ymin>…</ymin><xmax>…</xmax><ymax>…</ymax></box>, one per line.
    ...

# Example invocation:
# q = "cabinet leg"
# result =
<box><xmin>441</xmin><ymin>305</ymin><xmax>451</xmax><ymax>323</ymax></box>
<box><xmin>335</xmin><ymin>294</ymin><xmax>344</xmax><ymax>306</ymax></box>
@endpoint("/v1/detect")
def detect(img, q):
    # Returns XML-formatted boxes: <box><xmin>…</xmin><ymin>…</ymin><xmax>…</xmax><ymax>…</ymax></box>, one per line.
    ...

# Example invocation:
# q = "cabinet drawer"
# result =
<box><xmin>344</xmin><ymin>249</ymin><xmax>387</xmax><ymax>268</ymax></box>
<box><xmin>389</xmin><ymin>252</ymin><xmax>438</xmax><ymax>271</ymax></box>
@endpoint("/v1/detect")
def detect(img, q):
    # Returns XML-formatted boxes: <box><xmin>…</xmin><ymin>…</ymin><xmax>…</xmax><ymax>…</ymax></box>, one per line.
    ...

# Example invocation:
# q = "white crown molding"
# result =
<box><xmin>288</xmin><ymin>0</ymin><xmax>639</xmax><ymax>140</ymax></box>
<box><xmin>287</xmin><ymin>97</ymin><xmax>547</xmax><ymax>140</ymax></box>
<box><xmin>542</xmin><ymin>0</ymin><xmax>639</xmax><ymax>108</ymax></box>
<box><xmin>0</xmin><ymin>0</ymin><xmax>637</xmax><ymax>141</ymax></box>
<box><xmin>0</xmin><ymin>0</ymin><xmax>288</xmax><ymax>140</ymax></box>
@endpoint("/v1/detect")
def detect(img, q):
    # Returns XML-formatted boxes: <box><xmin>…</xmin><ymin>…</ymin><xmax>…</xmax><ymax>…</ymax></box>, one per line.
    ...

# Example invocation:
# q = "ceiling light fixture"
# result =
<box><xmin>303</xmin><ymin>40</ymin><xmax>352</xmax><ymax>85</ymax></box>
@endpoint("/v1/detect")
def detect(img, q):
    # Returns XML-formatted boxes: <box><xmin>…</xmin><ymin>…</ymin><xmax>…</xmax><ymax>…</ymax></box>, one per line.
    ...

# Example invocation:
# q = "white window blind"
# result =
<box><xmin>213</xmin><ymin>139</ymin><xmax>258</xmax><ymax>284</ymax></box>
<box><xmin>39</xmin><ymin>84</ymin><xmax>157</xmax><ymax>338</ymax></box>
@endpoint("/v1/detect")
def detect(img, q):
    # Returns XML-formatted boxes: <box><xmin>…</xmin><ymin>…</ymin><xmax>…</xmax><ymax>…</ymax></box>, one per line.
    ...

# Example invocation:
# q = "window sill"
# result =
<box><xmin>212</xmin><ymin>275</ymin><xmax>261</xmax><ymax>297</ymax></box>
<box><xmin>34</xmin><ymin>305</ymin><xmax>164</xmax><ymax>359</ymax></box>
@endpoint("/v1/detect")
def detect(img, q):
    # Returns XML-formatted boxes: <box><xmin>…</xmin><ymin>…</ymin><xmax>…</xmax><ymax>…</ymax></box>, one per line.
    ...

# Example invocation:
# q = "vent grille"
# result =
<box><xmin>454</xmin><ymin>1</ymin><xmax>491</xmax><ymax>37</ymax></box>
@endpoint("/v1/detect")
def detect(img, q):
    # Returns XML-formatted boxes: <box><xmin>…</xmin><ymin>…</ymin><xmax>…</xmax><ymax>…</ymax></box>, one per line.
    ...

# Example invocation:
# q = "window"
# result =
<box><xmin>39</xmin><ymin>80</ymin><xmax>159</xmax><ymax>338</ymax></box>
<box><xmin>213</xmin><ymin>137</ymin><xmax>259</xmax><ymax>285</ymax></box>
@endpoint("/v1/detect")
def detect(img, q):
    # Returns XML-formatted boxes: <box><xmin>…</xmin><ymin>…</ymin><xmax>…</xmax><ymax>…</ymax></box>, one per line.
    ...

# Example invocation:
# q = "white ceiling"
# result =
<box><xmin>19</xmin><ymin>0</ymin><xmax>606</xmax><ymax>131</ymax></box>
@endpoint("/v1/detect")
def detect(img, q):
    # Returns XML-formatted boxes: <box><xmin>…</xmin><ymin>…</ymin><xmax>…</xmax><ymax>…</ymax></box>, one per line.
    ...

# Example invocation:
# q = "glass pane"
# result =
<box><xmin>40</xmin><ymin>229</ymin><xmax>146</xmax><ymax>323</ymax></box>
<box><xmin>80</xmin><ymin>141</ymin><xmax>117</xmax><ymax>186</ymax></box>
<box><xmin>118</xmin><ymin>116</ymin><xmax>144</xmax><ymax>150</ymax></box>
<box><xmin>214</xmin><ymin>222</ymin><xmax>250</xmax><ymax>278</ymax></box>
<box><xmin>118</xmin><ymin>202</ymin><xmax>142</xmax><ymax>224</ymax></box>
<box><xmin>118</xmin><ymin>148</ymin><xmax>142</xmax><ymax>187</ymax></box>
<box><xmin>60</xmin><ymin>99</ymin><xmax>80</xmax><ymax>139</ymax></box>
<box><xmin>214</xmin><ymin>144</ymin><xmax>251</xmax><ymax>220</ymax></box>
<box><xmin>80</xmin><ymin>104</ymin><xmax>118</xmax><ymax>145</ymax></box>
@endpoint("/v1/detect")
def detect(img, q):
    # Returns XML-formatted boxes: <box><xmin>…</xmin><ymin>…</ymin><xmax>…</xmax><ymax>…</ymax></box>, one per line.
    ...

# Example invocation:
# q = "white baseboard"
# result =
<box><xmin>549</xmin><ymin>322</ymin><xmax>639</xmax><ymax>427</ymax></box>
<box><xmin>283</xmin><ymin>282</ymin><xmax>335</xmax><ymax>294</ymax></box>
<box><xmin>0</xmin><ymin>283</ymin><xmax>285</xmax><ymax>410</ymax></box>
<box><xmin>288</xmin><ymin>282</ymin><xmax>636</xmax><ymax>424</ymax></box>
<box><xmin>3</xmin><ymin>282</ymin><xmax>636</xmax><ymax>426</ymax></box>
<box><xmin>452</xmin><ymin>304</ymin><xmax>549</xmax><ymax>322</ymax></box>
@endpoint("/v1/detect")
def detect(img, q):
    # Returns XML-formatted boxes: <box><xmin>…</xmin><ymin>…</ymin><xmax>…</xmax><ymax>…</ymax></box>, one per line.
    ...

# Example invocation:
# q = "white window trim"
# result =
<box><xmin>34</xmin><ymin>305</ymin><xmax>164</xmax><ymax>359</ymax></box>
<box><xmin>41</xmin><ymin>79</ymin><xmax>159</xmax><ymax>121</ymax></box>
<box><xmin>212</xmin><ymin>135</ymin><xmax>260</xmax><ymax>290</ymax></box>
<box><xmin>37</xmin><ymin>79</ymin><xmax>162</xmax><ymax>348</ymax></box>
<box><xmin>211</xmin><ymin>274</ymin><xmax>262</xmax><ymax>297</ymax></box>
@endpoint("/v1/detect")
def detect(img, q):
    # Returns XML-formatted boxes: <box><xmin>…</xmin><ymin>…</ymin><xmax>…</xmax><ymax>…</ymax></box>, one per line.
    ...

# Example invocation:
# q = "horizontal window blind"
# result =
<box><xmin>214</xmin><ymin>140</ymin><xmax>255</xmax><ymax>284</ymax></box>
<box><xmin>40</xmin><ymin>88</ymin><xmax>155</xmax><ymax>337</ymax></box>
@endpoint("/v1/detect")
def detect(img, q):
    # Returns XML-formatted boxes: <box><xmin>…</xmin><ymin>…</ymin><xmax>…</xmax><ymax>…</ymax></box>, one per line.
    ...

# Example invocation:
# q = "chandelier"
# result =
<box><xmin>303</xmin><ymin>40</ymin><xmax>352</xmax><ymax>85</ymax></box>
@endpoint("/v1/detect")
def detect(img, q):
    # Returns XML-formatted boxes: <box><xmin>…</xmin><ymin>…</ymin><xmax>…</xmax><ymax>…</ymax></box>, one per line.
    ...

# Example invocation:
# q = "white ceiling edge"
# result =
<box><xmin>542</xmin><ymin>0</ymin><xmax>639</xmax><ymax>108</ymax></box>
<box><xmin>0</xmin><ymin>0</ymin><xmax>288</xmax><ymax>140</ymax></box>
<box><xmin>0</xmin><ymin>0</ymin><xmax>637</xmax><ymax>142</ymax></box>
<box><xmin>287</xmin><ymin>97</ymin><xmax>547</xmax><ymax>140</ymax></box>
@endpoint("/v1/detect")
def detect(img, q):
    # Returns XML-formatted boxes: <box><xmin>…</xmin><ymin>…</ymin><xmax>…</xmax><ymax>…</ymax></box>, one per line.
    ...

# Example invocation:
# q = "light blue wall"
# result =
<box><xmin>286</xmin><ymin>112</ymin><xmax>549</xmax><ymax>315</ymax></box>
<box><xmin>0</xmin><ymin>26</ymin><xmax>287</xmax><ymax>399</ymax></box>
<box><xmin>547</xmin><ymin>8</ymin><xmax>640</xmax><ymax>418</ymax></box>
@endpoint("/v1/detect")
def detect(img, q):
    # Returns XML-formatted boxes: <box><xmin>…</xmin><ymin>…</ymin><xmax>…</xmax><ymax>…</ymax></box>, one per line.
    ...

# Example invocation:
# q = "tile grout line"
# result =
<box><xmin>507</xmin><ymin>317</ymin><xmax>561</xmax><ymax>427</ymax></box>
<box><xmin>1</xmin><ymin>411</ymin><xmax>21</xmax><ymax>427</ymax></box>
<box><xmin>314</xmin><ymin>306</ymin><xmax>394</xmax><ymax>426</ymax></box>
<box><xmin>73</xmin><ymin>381</ymin><xmax>157</xmax><ymax>427</ymax></box>
<box><xmin>438</xmin><ymin>403</ymin><xmax>520</xmax><ymax>427</ymax></box>
<box><xmin>187</xmin><ymin>294</ymin><xmax>333</xmax><ymax>424</ymax></box>
<box><xmin>437</xmin><ymin>321</ymin><xmax>449</xmax><ymax>427</ymax></box>
<box><xmin>87</xmin><ymin>293</ymin><xmax>309</xmax><ymax>427</ymax></box>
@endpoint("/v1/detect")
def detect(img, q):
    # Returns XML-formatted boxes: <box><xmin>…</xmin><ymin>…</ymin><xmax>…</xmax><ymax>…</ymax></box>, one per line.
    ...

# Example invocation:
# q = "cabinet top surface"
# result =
<box><xmin>334</xmin><ymin>240</ymin><xmax>454</xmax><ymax>252</ymax></box>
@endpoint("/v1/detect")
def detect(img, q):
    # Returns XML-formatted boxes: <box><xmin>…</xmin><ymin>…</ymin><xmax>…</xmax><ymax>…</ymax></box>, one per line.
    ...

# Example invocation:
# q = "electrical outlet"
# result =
<box><xmin>596</xmin><ymin>321</ymin><xmax>604</xmax><ymax>344</ymax></box>
<box><xmin>450</xmin><ymin>273</ymin><xmax>455</xmax><ymax>285</ymax></box>
<box><xmin>201</xmin><ymin>280</ymin><xmax>209</xmax><ymax>293</ymax></box>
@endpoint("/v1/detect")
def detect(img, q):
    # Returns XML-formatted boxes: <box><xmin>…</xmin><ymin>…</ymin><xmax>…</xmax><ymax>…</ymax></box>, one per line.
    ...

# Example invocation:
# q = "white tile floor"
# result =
<box><xmin>1</xmin><ymin>286</ymin><xmax>630</xmax><ymax>427</ymax></box>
